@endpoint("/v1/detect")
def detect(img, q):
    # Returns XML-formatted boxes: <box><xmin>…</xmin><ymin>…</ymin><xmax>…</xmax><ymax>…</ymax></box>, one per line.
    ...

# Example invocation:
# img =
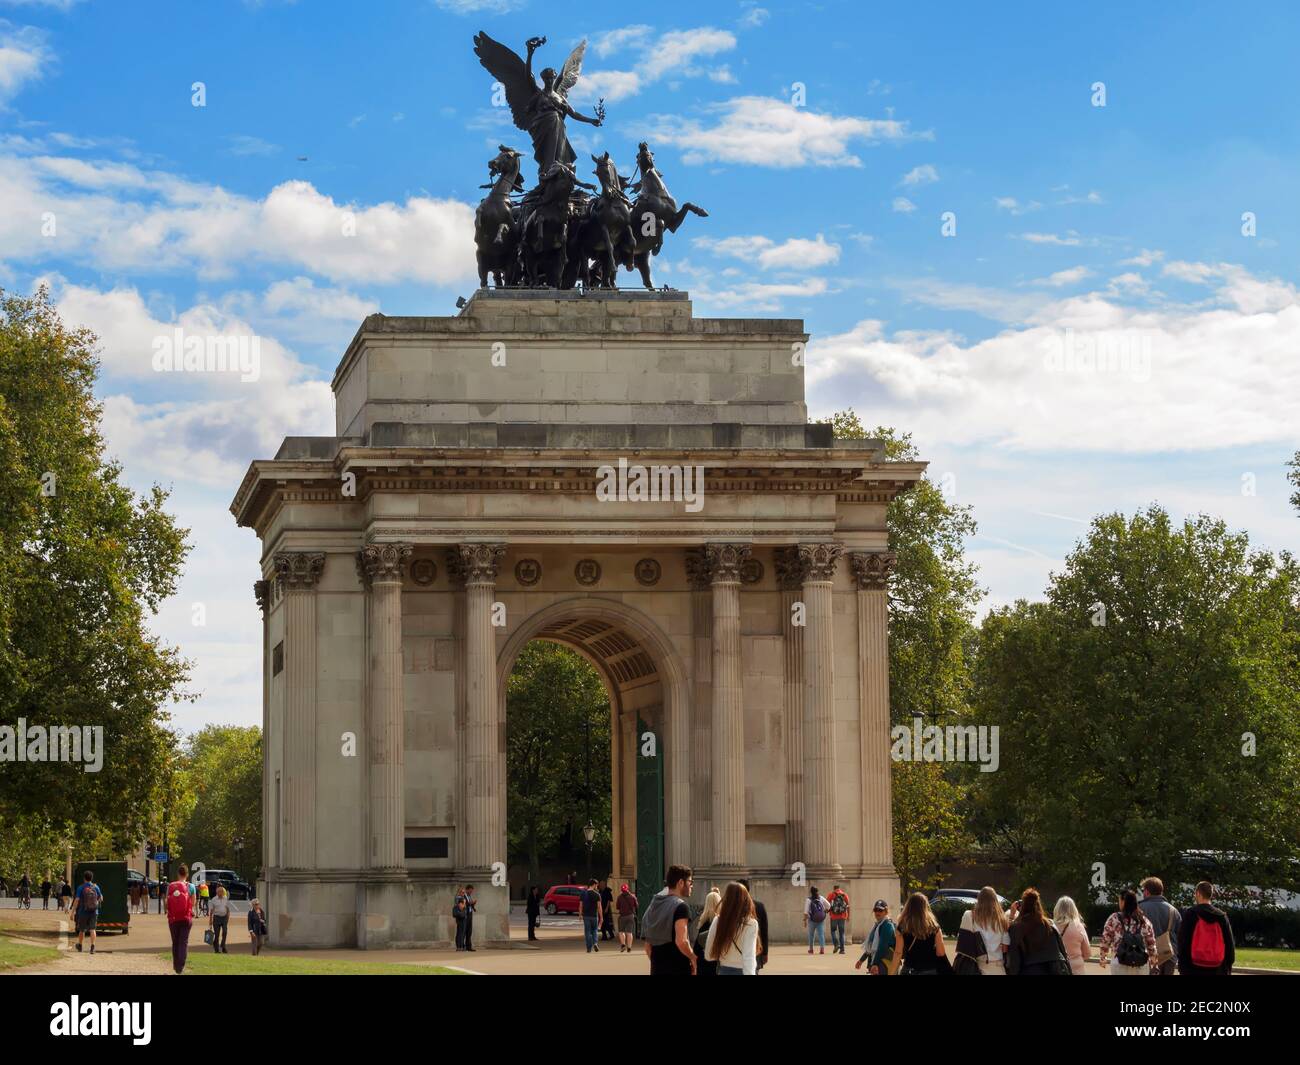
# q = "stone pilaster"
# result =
<box><xmin>272</xmin><ymin>551</ymin><xmax>325</xmax><ymax>870</ymax></box>
<box><xmin>255</xmin><ymin>579</ymin><xmax>270</xmax><ymax>883</ymax></box>
<box><xmin>798</xmin><ymin>541</ymin><xmax>843</xmax><ymax>872</ymax></box>
<box><xmin>358</xmin><ymin>543</ymin><xmax>413</xmax><ymax>871</ymax></box>
<box><xmin>685</xmin><ymin>548</ymin><xmax>713</xmax><ymax>869</ymax></box>
<box><xmin>704</xmin><ymin>542</ymin><xmax>750</xmax><ymax>869</ymax></box>
<box><xmin>774</xmin><ymin>547</ymin><xmax>806</xmax><ymax>864</ymax></box>
<box><xmin>851</xmin><ymin>550</ymin><xmax>896</xmax><ymax>869</ymax></box>
<box><xmin>452</xmin><ymin>542</ymin><xmax>506</xmax><ymax>870</ymax></box>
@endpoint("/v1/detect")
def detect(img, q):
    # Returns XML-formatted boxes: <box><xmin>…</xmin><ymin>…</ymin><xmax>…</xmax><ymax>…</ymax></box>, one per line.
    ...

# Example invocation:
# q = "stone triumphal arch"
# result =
<box><xmin>231</xmin><ymin>289</ymin><xmax>924</xmax><ymax>947</ymax></box>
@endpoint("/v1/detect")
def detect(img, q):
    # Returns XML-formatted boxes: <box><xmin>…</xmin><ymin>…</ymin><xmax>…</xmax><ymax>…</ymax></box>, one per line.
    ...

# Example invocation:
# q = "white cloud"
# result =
<box><xmin>0</xmin><ymin>151</ymin><xmax>477</xmax><ymax>284</ymax></box>
<box><xmin>892</xmin><ymin>196</ymin><xmax>916</xmax><ymax>213</ymax></box>
<box><xmin>1031</xmin><ymin>266</ymin><xmax>1091</xmax><ymax>288</ymax></box>
<box><xmin>738</xmin><ymin>5</ymin><xmax>769</xmax><ymax>28</ymax></box>
<box><xmin>806</xmin><ymin>265</ymin><xmax>1300</xmax><ymax>454</ymax></box>
<box><xmin>645</xmin><ymin>96</ymin><xmax>921</xmax><ymax>167</ymax></box>
<box><xmin>694</xmin><ymin>232</ymin><xmax>840</xmax><ymax>270</ymax></box>
<box><xmin>0</xmin><ymin>20</ymin><xmax>48</xmax><ymax>103</ymax></box>
<box><xmin>1122</xmin><ymin>248</ymin><xmax>1164</xmax><ymax>267</ymax></box>
<box><xmin>573</xmin><ymin>25</ymin><xmax>737</xmax><ymax>104</ymax></box>
<box><xmin>994</xmin><ymin>196</ymin><xmax>1042</xmax><ymax>216</ymax></box>
<box><xmin>1018</xmin><ymin>231</ymin><xmax>1087</xmax><ymax>246</ymax></box>
<box><xmin>900</xmin><ymin>163</ymin><xmax>938</xmax><ymax>186</ymax></box>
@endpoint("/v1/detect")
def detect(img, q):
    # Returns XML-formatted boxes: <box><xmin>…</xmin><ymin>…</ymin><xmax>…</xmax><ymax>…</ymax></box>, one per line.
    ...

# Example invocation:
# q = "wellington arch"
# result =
<box><xmin>230</xmin><ymin>288</ymin><xmax>925</xmax><ymax>948</ymax></box>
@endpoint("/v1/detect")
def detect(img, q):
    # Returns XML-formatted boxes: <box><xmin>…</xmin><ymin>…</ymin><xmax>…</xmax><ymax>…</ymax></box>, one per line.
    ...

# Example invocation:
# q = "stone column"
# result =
<box><xmin>798</xmin><ymin>541</ymin><xmax>844</xmax><ymax>872</ymax></box>
<box><xmin>774</xmin><ymin>548</ymin><xmax>806</xmax><ymax>864</ymax></box>
<box><xmin>273</xmin><ymin>551</ymin><xmax>325</xmax><ymax>870</ymax></box>
<box><xmin>705</xmin><ymin>543</ymin><xmax>750</xmax><ymax>869</ymax></box>
<box><xmin>454</xmin><ymin>543</ymin><xmax>506</xmax><ymax>870</ymax></box>
<box><xmin>254</xmin><ymin>579</ymin><xmax>270</xmax><ymax>880</ymax></box>
<box><xmin>358</xmin><ymin>543</ymin><xmax>412</xmax><ymax>871</ymax></box>
<box><xmin>685</xmin><ymin>549</ymin><xmax>713</xmax><ymax>870</ymax></box>
<box><xmin>851</xmin><ymin>551</ymin><xmax>896</xmax><ymax>868</ymax></box>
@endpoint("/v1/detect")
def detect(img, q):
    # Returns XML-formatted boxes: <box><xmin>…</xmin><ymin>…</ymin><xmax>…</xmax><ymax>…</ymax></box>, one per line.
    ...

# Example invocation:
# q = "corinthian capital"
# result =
<box><xmin>796</xmin><ymin>541</ymin><xmax>843</xmax><ymax>582</ymax></box>
<box><xmin>254</xmin><ymin>579</ymin><xmax>270</xmax><ymax>614</ymax></box>
<box><xmin>272</xmin><ymin>551</ymin><xmax>326</xmax><ymax>594</ymax></box>
<box><xmin>450</xmin><ymin>542</ymin><xmax>506</xmax><ymax>584</ymax></box>
<box><xmin>774</xmin><ymin>546</ymin><xmax>809</xmax><ymax>590</ymax></box>
<box><xmin>357</xmin><ymin>542</ymin><xmax>413</xmax><ymax>586</ymax></box>
<box><xmin>703</xmin><ymin>542</ymin><xmax>752</xmax><ymax>584</ymax></box>
<box><xmin>850</xmin><ymin>551</ymin><xmax>896</xmax><ymax>591</ymax></box>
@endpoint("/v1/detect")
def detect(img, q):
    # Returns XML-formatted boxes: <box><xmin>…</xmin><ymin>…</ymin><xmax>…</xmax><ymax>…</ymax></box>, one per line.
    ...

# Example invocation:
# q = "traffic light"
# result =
<box><xmin>145</xmin><ymin>841</ymin><xmax>155</xmax><ymax>860</ymax></box>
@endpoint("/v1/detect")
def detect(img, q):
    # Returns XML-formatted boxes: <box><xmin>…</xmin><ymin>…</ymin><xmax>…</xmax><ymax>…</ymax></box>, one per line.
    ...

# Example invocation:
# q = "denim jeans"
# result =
<box><xmin>583</xmin><ymin>916</ymin><xmax>599</xmax><ymax>951</ymax></box>
<box><xmin>210</xmin><ymin>915</ymin><xmax>228</xmax><ymax>951</ymax></box>
<box><xmin>807</xmin><ymin>921</ymin><xmax>826</xmax><ymax>949</ymax></box>
<box><xmin>718</xmin><ymin>965</ymin><xmax>743</xmax><ymax>975</ymax></box>
<box><xmin>830</xmin><ymin>920</ymin><xmax>846</xmax><ymax>951</ymax></box>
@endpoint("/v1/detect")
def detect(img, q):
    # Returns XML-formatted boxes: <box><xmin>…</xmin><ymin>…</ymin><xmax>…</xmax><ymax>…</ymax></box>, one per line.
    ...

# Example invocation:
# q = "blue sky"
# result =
<box><xmin>2</xmin><ymin>0</ymin><xmax>1297</xmax><ymax>731</ymax></box>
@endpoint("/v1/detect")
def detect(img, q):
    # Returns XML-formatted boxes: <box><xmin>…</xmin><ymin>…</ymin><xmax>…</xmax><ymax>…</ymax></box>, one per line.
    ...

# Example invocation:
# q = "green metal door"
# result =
<box><xmin>634</xmin><ymin>717</ymin><xmax>664</xmax><ymax>925</ymax></box>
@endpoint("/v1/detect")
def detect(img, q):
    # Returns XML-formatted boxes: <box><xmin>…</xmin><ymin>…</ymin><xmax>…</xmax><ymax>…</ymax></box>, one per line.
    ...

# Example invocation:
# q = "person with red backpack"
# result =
<box><xmin>71</xmin><ymin>870</ymin><xmax>102</xmax><ymax>954</ymax></box>
<box><xmin>1178</xmin><ymin>881</ymin><xmax>1235</xmax><ymax>976</ymax></box>
<box><xmin>166</xmin><ymin>862</ymin><xmax>195</xmax><ymax>975</ymax></box>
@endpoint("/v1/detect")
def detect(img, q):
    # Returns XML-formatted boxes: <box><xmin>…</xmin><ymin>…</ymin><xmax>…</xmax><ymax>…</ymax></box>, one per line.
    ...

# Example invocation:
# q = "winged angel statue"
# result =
<box><xmin>473</xmin><ymin>33</ymin><xmax>604</xmax><ymax>183</ymax></box>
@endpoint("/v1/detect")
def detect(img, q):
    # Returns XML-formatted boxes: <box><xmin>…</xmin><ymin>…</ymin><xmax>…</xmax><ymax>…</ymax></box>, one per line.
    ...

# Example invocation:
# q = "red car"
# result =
<box><xmin>541</xmin><ymin>885</ymin><xmax>586</xmax><ymax>915</ymax></box>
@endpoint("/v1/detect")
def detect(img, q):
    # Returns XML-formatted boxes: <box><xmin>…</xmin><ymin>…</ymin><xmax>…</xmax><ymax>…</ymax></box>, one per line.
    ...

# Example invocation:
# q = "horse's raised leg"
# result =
<box><xmin>636</xmin><ymin>252</ymin><xmax>654</xmax><ymax>290</ymax></box>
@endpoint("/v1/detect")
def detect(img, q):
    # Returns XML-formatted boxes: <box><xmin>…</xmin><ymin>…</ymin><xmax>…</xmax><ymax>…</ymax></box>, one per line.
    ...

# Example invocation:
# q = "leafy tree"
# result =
<box><xmin>174</xmin><ymin>725</ymin><xmax>261</xmax><ymax>879</ymax></box>
<box><xmin>0</xmin><ymin>287</ymin><xmax>191</xmax><ymax>855</ymax></box>
<box><xmin>506</xmin><ymin>642</ymin><xmax>611</xmax><ymax>882</ymax></box>
<box><xmin>972</xmin><ymin>506</ymin><xmax>1300</xmax><ymax>899</ymax></box>
<box><xmin>822</xmin><ymin>411</ymin><xmax>983</xmax><ymax>897</ymax></box>
<box><xmin>892</xmin><ymin>760</ymin><xmax>973</xmax><ymax>895</ymax></box>
<box><xmin>1288</xmin><ymin>450</ymin><xmax>1300</xmax><ymax>515</ymax></box>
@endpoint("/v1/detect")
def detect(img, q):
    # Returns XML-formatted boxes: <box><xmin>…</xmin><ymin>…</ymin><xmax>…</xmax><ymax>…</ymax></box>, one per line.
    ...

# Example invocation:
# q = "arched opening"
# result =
<box><xmin>497</xmin><ymin>598</ymin><xmax>685</xmax><ymax>941</ymax></box>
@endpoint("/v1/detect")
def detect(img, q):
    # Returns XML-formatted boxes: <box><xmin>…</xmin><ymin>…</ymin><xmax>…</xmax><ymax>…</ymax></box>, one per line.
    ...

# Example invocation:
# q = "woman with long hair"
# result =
<box><xmin>959</xmin><ymin>886</ymin><xmax>1009</xmax><ymax>974</ymax></box>
<box><xmin>1007</xmin><ymin>888</ymin><xmax>1070</xmax><ymax>975</ymax></box>
<box><xmin>693</xmin><ymin>887</ymin><xmax>723</xmax><ymax>976</ymax></box>
<box><xmin>1053</xmin><ymin>896</ymin><xmax>1092</xmax><ymax>975</ymax></box>
<box><xmin>1098</xmin><ymin>889</ymin><xmax>1157</xmax><ymax>975</ymax></box>
<box><xmin>704</xmin><ymin>881</ymin><xmax>761</xmax><ymax>975</ymax></box>
<box><xmin>889</xmin><ymin>892</ymin><xmax>948</xmax><ymax>975</ymax></box>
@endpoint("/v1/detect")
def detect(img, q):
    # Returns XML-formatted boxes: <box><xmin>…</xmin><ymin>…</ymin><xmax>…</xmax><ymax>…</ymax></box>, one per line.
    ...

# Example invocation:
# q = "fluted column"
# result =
<box><xmin>706</xmin><ymin>543</ymin><xmax>749</xmax><ymax>869</ymax></box>
<box><xmin>685</xmin><ymin>550</ymin><xmax>713</xmax><ymax>870</ymax></box>
<box><xmin>254</xmin><ymin>579</ymin><xmax>270</xmax><ymax>880</ymax></box>
<box><xmin>799</xmin><ymin>542</ymin><xmax>843</xmax><ymax>871</ymax></box>
<box><xmin>852</xmin><ymin>551</ymin><xmax>896</xmax><ymax>868</ymax></box>
<box><xmin>273</xmin><ymin>551</ymin><xmax>325</xmax><ymax>870</ymax></box>
<box><xmin>454</xmin><ymin>543</ymin><xmax>506</xmax><ymax>870</ymax></box>
<box><xmin>775</xmin><ymin>548</ymin><xmax>806</xmax><ymax>864</ymax></box>
<box><xmin>359</xmin><ymin>543</ymin><xmax>412</xmax><ymax>870</ymax></box>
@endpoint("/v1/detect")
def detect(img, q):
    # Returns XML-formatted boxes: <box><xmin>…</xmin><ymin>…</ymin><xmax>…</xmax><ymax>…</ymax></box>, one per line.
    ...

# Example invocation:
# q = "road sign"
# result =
<box><xmin>154</xmin><ymin>851</ymin><xmax>169</xmax><ymax>863</ymax></box>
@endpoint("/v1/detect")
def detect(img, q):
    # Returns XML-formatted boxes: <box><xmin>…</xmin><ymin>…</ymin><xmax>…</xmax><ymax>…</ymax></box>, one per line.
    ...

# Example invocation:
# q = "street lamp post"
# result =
<box><xmin>233</xmin><ymin>837</ymin><xmax>244</xmax><ymax>887</ymax></box>
<box><xmin>583</xmin><ymin>822</ymin><xmax>595</xmax><ymax>879</ymax></box>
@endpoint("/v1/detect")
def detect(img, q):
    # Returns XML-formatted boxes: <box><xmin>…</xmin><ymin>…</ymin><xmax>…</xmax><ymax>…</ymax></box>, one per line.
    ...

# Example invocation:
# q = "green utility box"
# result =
<box><xmin>72</xmin><ymin>861</ymin><xmax>130</xmax><ymax>934</ymax></box>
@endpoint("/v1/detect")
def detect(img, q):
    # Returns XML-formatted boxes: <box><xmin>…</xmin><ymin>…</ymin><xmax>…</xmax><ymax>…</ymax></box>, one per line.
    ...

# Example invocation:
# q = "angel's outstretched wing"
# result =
<box><xmin>557</xmin><ymin>39</ymin><xmax>587</xmax><ymax>98</ymax></box>
<box><xmin>473</xmin><ymin>32</ymin><xmax>535</xmax><ymax>130</ymax></box>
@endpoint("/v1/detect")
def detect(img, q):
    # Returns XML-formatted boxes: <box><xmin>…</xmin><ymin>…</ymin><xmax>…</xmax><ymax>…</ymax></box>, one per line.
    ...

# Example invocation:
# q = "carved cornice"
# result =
<box><xmin>449</xmin><ymin>543</ymin><xmax>506</xmax><ymax>585</ymax></box>
<box><xmin>703</xmin><ymin>542</ymin><xmax>752</xmax><ymax>584</ymax></box>
<box><xmin>272</xmin><ymin>551</ymin><xmax>325</xmax><ymax>594</ymax></box>
<box><xmin>357</xmin><ymin>542</ymin><xmax>413</xmax><ymax>586</ymax></box>
<box><xmin>253</xmin><ymin>579</ymin><xmax>270</xmax><ymax>614</ymax></box>
<box><xmin>850</xmin><ymin>550</ymin><xmax>896</xmax><ymax>591</ymax></box>
<box><xmin>796</xmin><ymin>541</ymin><xmax>843</xmax><ymax>582</ymax></box>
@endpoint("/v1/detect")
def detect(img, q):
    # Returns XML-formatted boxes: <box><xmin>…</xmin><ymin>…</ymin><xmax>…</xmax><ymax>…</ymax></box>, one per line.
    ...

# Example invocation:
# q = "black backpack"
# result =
<box><xmin>1115</xmin><ymin>917</ymin><xmax>1148</xmax><ymax>967</ymax></box>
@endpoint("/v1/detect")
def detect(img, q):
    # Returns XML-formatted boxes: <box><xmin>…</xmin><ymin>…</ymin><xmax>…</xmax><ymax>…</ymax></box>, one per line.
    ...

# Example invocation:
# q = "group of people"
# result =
<box><xmin>641</xmin><ymin>865</ymin><xmax>770</xmax><ymax>975</ymax></box>
<box><xmin>563</xmin><ymin>878</ymin><xmax>641</xmax><ymax>952</ymax></box>
<box><xmin>452</xmin><ymin>883</ymin><xmax>478</xmax><ymax>951</ymax></box>
<box><xmin>162</xmin><ymin>862</ymin><xmax>269</xmax><ymax>973</ymax></box>
<box><xmin>853</xmin><ymin>878</ymin><xmax>1235</xmax><ymax>976</ymax></box>
<box><xmin>8</xmin><ymin>872</ymin><xmax>75</xmax><ymax>911</ymax></box>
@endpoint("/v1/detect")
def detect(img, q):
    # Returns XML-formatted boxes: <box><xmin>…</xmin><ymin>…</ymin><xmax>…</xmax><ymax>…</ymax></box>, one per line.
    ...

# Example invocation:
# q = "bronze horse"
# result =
<box><xmin>520</xmin><ymin>160</ymin><xmax>578</xmax><ymax>287</ymax></box>
<box><xmin>620</xmin><ymin>141</ymin><xmax>708</xmax><ymax>289</ymax></box>
<box><xmin>565</xmin><ymin>153</ymin><xmax>634</xmax><ymax>289</ymax></box>
<box><xmin>474</xmin><ymin>145</ymin><xmax>524</xmax><ymax>288</ymax></box>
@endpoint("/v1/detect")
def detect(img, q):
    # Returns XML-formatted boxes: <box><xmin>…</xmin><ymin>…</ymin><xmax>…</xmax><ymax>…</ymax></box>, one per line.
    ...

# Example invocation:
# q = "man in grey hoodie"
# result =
<box><xmin>643</xmin><ymin>864</ymin><xmax>696</xmax><ymax>975</ymax></box>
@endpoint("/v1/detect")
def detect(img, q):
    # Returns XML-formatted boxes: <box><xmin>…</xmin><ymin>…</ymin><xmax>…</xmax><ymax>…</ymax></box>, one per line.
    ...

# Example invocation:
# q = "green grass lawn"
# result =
<box><xmin>162</xmin><ymin>952</ymin><xmax>462</xmax><ymax>976</ymax></box>
<box><xmin>1235</xmin><ymin>948</ymin><xmax>1300</xmax><ymax>971</ymax></box>
<box><xmin>0</xmin><ymin>933</ymin><xmax>59</xmax><ymax>971</ymax></box>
